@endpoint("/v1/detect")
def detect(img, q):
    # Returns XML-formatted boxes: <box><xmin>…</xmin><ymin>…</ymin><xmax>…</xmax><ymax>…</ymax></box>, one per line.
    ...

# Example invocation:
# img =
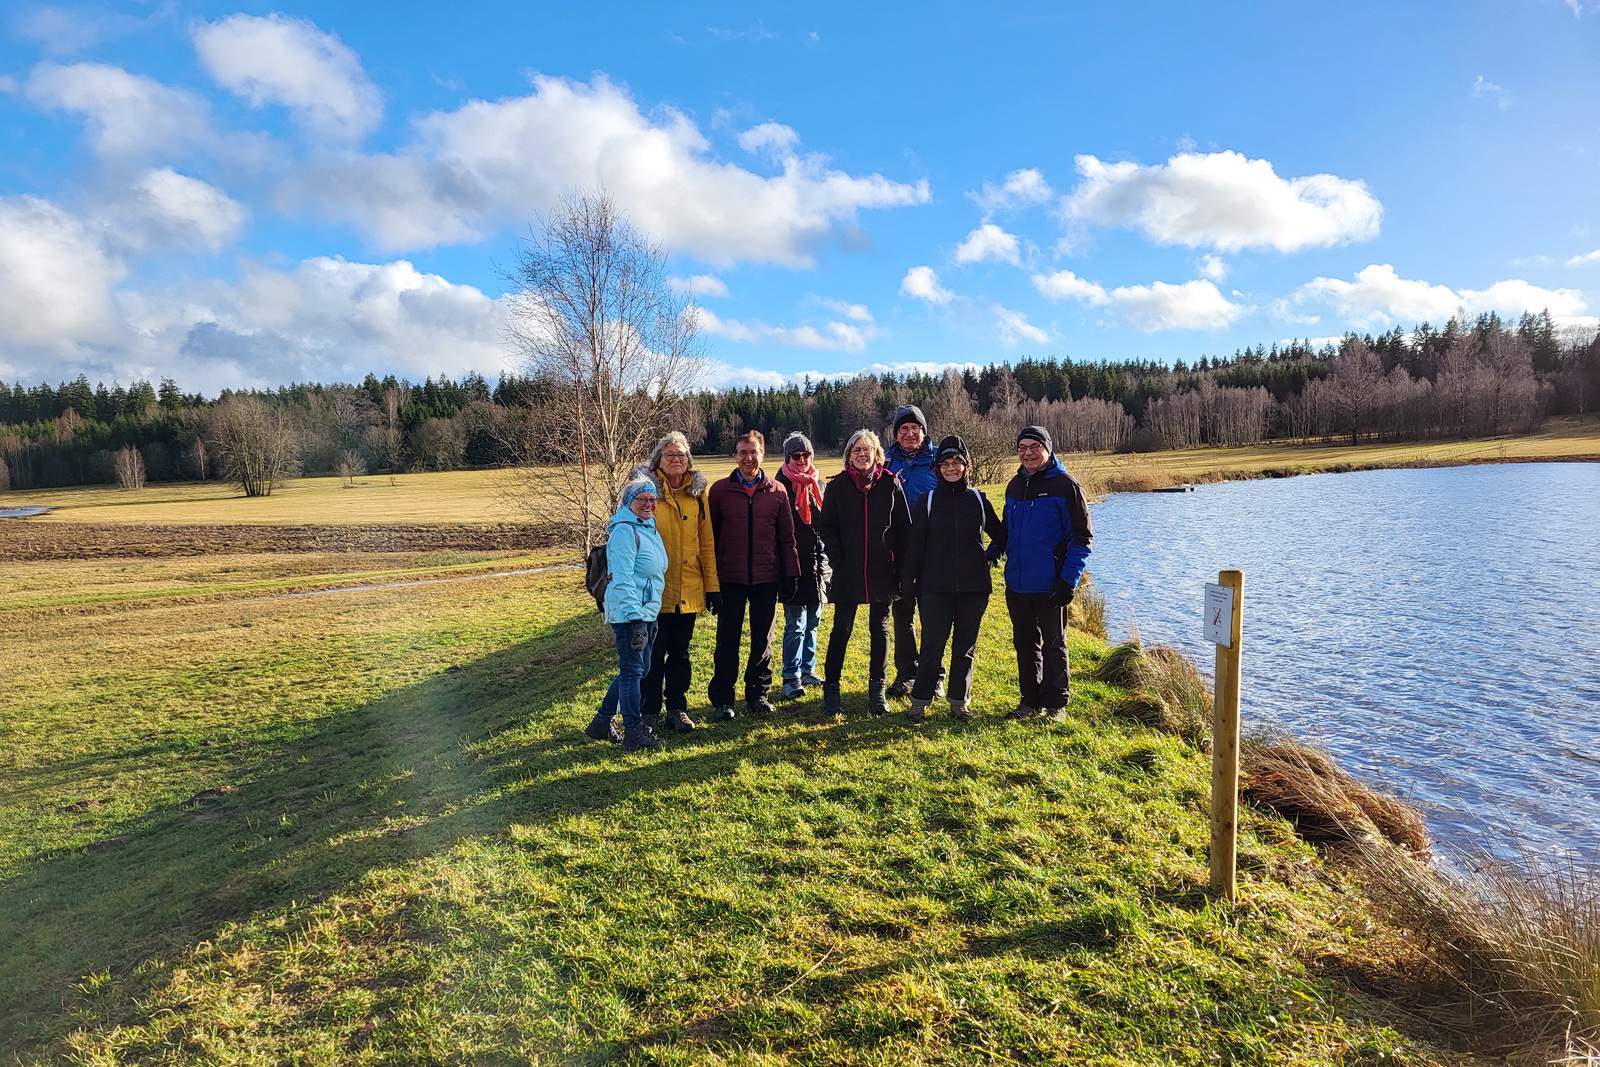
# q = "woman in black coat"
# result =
<box><xmin>816</xmin><ymin>428</ymin><xmax>910</xmax><ymax>715</ymax></box>
<box><xmin>900</xmin><ymin>435</ymin><xmax>1005</xmax><ymax>723</ymax></box>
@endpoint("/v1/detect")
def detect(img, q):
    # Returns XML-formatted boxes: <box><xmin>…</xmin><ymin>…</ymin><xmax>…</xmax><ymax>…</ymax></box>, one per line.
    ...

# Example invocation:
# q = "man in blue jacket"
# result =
<box><xmin>884</xmin><ymin>404</ymin><xmax>939</xmax><ymax>697</ymax></box>
<box><xmin>991</xmin><ymin>425</ymin><xmax>1093</xmax><ymax>722</ymax></box>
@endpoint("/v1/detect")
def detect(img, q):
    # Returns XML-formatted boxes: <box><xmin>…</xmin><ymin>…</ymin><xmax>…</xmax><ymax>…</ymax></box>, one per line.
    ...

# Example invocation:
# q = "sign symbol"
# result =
<box><xmin>1212</xmin><ymin>608</ymin><xmax>1222</xmax><ymax>626</ymax></box>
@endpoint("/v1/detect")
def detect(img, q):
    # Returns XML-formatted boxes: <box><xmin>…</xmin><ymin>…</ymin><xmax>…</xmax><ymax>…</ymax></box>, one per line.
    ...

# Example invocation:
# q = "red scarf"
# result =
<box><xmin>846</xmin><ymin>463</ymin><xmax>886</xmax><ymax>495</ymax></box>
<box><xmin>781</xmin><ymin>458</ymin><xmax>823</xmax><ymax>523</ymax></box>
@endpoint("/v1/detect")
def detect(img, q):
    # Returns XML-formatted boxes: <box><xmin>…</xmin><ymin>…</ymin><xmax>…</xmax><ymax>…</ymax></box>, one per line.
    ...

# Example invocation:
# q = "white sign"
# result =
<box><xmin>1204</xmin><ymin>584</ymin><xmax>1234</xmax><ymax>647</ymax></box>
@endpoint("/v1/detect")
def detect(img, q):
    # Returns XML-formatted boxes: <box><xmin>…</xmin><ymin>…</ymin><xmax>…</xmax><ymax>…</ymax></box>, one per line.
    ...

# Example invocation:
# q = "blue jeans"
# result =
<box><xmin>600</xmin><ymin>620</ymin><xmax>657</xmax><ymax>728</ymax></box>
<box><xmin>782</xmin><ymin>602</ymin><xmax>822</xmax><ymax>682</ymax></box>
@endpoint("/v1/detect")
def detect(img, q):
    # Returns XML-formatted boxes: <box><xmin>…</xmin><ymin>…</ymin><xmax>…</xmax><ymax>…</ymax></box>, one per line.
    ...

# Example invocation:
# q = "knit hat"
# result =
<box><xmin>1016</xmin><ymin>425</ymin><xmax>1053</xmax><ymax>453</ymax></box>
<box><xmin>782</xmin><ymin>431</ymin><xmax>814</xmax><ymax>460</ymax></box>
<box><xmin>891</xmin><ymin>404</ymin><xmax>928</xmax><ymax>435</ymax></box>
<box><xmin>934</xmin><ymin>434</ymin><xmax>970</xmax><ymax>466</ymax></box>
<box><xmin>620</xmin><ymin>477</ymin><xmax>658</xmax><ymax>507</ymax></box>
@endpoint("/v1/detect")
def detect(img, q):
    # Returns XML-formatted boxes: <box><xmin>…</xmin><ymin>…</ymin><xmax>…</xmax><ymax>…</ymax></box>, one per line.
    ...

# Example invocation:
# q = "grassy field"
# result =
<box><xmin>3</xmin><ymin>416</ymin><xmax>1597</xmax><ymax>526</ymax></box>
<box><xmin>0</xmin><ymin>543</ymin><xmax>1479</xmax><ymax>1065</ymax></box>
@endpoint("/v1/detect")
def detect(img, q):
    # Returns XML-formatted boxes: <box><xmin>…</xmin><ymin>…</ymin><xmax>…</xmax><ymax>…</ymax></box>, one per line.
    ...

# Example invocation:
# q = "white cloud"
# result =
<box><xmin>693</xmin><ymin>307</ymin><xmax>875</xmax><ymax>351</ymax></box>
<box><xmin>1567</xmin><ymin>249</ymin><xmax>1600</xmax><ymax>266</ymax></box>
<box><xmin>900</xmin><ymin>265</ymin><xmax>955</xmax><ymax>306</ymax></box>
<box><xmin>1472</xmin><ymin>75</ymin><xmax>1509</xmax><ymax>110</ymax></box>
<box><xmin>12</xmin><ymin>6</ymin><xmax>145</xmax><ymax>55</ymax></box>
<box><xmin>737</xmin><ymin>121</ymin><xmax>799</xmax><ymax>156</ymax></box>
<box><xmin>0</xmin><ymin>195</ymin><xmax>126</xmax><ymax>347</ymax></box>
<box><xmin>992</xmin><ymin>304</ymin><xmax>1049</xmax><ymax>346</ymax></box>
<box><xmin>971</xmin><ymin>168</ymin><xmax>1053</xmax><ymax>216</ymax></box>
<box><xmin>25</xmin><ymin>62</ymin><xmax>211</xmax><ymax>159</ymax></box>
<box><xmin>670</xmin><ymin>274</ymin><xmax>730</xmax><ymax>297</ymax></box>
<box><xmin>193</xmin><ymin>13</ymin><xmax>381</xmax><ymax>142</ymax></box>
<box><xmin>1033</xmin><ymin>269</ymin><xmax>1246</xmax><ymax>330</ymax></box>
<box><xmin>1062</xmin><ymin>150</ymin><xmax>1382</xmax><ymax>252</ymax></box>
<box><xmin>1198</xmin><ymin>253</ymin><xmax>1228</xmax><ymax>282</ymax></box>
<box><xmin>816</xmin><ymin>298</ymin><xmax>874</xmax><ymax>322</ymax></box>
<box><xmin>284</xmin><ymin>73</ymin><xmax>929</xmax><ymax>262</ymax></box>
<box><xmin>952</xmin><ymin>223</ymin><xmax>1022</xmax><ymax>266</ymax></box>
<box><xmin>114</xmin><ymin>168</ymin><xmax>248</xmax><ymax>251</ymax></box>
<box><xmin>1295</xmin><ymin>263</ymin><xmax>1589</xmax><ymax>325</ymax></box>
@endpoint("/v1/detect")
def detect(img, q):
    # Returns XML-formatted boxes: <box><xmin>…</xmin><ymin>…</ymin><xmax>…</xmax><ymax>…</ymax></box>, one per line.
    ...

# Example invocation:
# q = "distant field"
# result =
<box><xmin>3</xmin><ymin>417</ymin><xmax>1596</xmax><ymax>527</ymax></box>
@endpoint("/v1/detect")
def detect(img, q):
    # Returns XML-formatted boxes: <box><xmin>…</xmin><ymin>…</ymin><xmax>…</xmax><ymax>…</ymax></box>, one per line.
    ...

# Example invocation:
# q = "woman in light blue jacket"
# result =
<box><xmin>585</xmin><ymin>478</ymin><xmax>670</xmax><ymax>751</ymax></box>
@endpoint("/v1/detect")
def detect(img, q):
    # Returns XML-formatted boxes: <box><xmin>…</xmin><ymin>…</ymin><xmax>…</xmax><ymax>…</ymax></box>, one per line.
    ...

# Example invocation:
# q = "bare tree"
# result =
<box><xmin>112</xmin><ymin>445</ymin><xmax>146</xmax><ymax>490</ymax></box>
<box><xmin>504</xmin><ymin>191</ymin><xmax>707</xmax><ymax>548</ymax></box>
<box><xmin>210</xmin><ymin>394</ymin><xmax>301</xmax><ymax>497</ymax></box>
<box><xmin>0</xmin><ymin>455</ymin><xmax>9</xmax><ymax>493</ymax></box>
<box><xmin>336</xmin><ymin>449</ymin><xmax>366</xmax><ymax>488</ymax></box>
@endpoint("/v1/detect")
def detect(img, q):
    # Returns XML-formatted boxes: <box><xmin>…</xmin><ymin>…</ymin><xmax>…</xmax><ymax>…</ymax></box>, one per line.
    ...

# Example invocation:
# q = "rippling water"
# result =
<box><xmin>1083</xmin><ymin>462</ymin><xmax>1600</xmax><ymax>863</ymax></box>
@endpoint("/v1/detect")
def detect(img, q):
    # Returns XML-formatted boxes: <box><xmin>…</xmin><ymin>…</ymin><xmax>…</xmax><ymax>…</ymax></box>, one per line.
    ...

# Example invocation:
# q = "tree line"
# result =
<box><xmin>3</xmin><ymin>310</ymin><xmax>1597</xmax><ymax>495</ymax></box>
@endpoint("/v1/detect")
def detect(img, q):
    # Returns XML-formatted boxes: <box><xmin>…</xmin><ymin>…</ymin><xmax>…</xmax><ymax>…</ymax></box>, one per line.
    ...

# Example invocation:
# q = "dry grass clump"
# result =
<box><xmin>1352</xmin><ymin>842</ymin><xmax>1600</xmax><ymax>1060</ymax></box>
<box><xmin>1240</xmin><ymin>742</ymin><xmax>1429</xmax><ymax>856</ymax></box>
<box><xmin>1068</xmin><ymin>454</ymin><xmax>1182</xmax><ymax>498</ymax></box>
<box><xmin>1067</xmin><ymin>573</ymin><xmax>1107</xmax><ymax>639</ymax></box>
<box><xmin>1091</xmin><ymin>640</ymin><xmax>1211</xmax><ymax>747</ymax></box>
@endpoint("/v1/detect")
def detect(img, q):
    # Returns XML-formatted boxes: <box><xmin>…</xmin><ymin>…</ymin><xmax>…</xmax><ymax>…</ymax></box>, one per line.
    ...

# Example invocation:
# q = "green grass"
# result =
<box><xmin>0</xmin><ymin>555</ymin><xmax>1472</xmax><ymax>1064</ymax></box>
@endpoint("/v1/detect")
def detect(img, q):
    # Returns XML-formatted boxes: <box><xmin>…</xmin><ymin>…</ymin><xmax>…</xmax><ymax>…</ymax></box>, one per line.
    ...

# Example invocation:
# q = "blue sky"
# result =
<box><xmin>3</xmin><ymin>0</ymin><xmax>1600</xmax><ymax>396</ymax></box>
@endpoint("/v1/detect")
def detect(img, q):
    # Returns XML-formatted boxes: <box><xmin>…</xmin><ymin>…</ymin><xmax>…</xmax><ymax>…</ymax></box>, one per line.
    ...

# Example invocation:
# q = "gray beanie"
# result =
<box><xmin>782</xmin><ymin>431</ymin><xmax>813</xmax><ymax>460</ymax></box>
<box><xmin>891</xmin><ymin>404</ymin><xmax>928</xmax><ymax>434</ymax></box>
<box><xmin>1016</xmin><ymin>425</ymin><xmax>1053</xmax><ymax>453</ymax></box>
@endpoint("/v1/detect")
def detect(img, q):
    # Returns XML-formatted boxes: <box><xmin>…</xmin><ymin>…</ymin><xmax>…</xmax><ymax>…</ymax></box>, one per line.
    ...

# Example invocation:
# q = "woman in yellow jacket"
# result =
<box><xmin>634</xmin><ymin>431</ymin><xmax>721</xmax><ymax>732</ymax></box>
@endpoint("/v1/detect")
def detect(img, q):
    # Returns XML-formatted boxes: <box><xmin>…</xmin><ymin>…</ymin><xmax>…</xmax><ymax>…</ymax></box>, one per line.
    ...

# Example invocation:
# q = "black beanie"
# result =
<box><xmin>1016</xmin><ymin>425</ymin><xmax>1053</xmax><ymax>453</ymax></box>
<box><xmin>934</xmin><ymin>434</ymin><xmax>970</xmax><ymax>466</ymax></box>
<box><xmin>891</xmin><ymin>404</ymin><xmax>928</xmax><ymax>435</ymax></box>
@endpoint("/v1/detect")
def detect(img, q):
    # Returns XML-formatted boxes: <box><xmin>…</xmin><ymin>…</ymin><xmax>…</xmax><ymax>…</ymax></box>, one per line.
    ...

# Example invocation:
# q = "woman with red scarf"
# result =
<box><xmin>816</xmin><ymin>429</ymin><xmax>911</xmax><ymax>716</ymax></box>
<box><xmin>775</xmin><ymin>432</ymin><xmax>830</xmax><ymax>700</ymax></box>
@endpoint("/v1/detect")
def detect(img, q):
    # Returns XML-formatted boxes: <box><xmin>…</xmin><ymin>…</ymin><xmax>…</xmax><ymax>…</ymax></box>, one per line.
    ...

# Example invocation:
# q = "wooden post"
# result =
<box><xmin>1210</xmin><ymin>569</ymin><xmax>1244</xmax><ymax>901</ymax></box>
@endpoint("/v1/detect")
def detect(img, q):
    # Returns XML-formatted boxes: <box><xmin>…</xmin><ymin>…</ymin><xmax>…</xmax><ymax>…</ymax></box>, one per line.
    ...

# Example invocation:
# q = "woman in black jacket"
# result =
<box><xmin>816</xmin><ymin>428</ymin><xmax>910</xmax><ymax>715</ymax></box>
<box><xmin>900</xmin><ymin>435</ymin><xmax>1005</xmax><ymax>723</ymax></box>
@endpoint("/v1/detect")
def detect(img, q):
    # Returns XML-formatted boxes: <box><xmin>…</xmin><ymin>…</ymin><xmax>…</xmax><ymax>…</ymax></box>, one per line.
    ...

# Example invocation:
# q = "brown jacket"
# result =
<box><xmin>707</xmin><ymin>469</ymin><xmax>800</xmax><ymax>586</ymax></box>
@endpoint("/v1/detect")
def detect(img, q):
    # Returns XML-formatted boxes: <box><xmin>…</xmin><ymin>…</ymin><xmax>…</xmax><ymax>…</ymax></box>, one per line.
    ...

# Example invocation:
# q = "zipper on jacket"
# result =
<box><xmin>746</xmin><ymin>487</ymin><xmax>755</xmax><ymax>585</ymax></box>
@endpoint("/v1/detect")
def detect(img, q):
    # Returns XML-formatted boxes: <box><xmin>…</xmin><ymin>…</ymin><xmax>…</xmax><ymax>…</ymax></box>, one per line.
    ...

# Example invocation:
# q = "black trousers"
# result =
<box><xmin>913</xmin><ymin>592</ymin><xmax>989</xmax><ymax>703</ymax></box>
<box><xmin>640</xmin><ymin>609</ymin><xmax>697</xmax><ymax>716</ymax></box>
<box><xmin>891</xmin><ymin>595</ymin><xmax>920</xmax><ymax>683</ymax></box>
<box><xmin>1006</xmin><ymin>590</ymin><xmax>1070</xmax><ymax>710</ymax></box>
<box><xmin>824</xmin><ymin>601</ymin><xmax>892</xmax><ymax>685</ymax></box>
<box><xmin>709</xmin><ymin>582</ymin><xmax>779</xmax><ymax>707</ymax></box>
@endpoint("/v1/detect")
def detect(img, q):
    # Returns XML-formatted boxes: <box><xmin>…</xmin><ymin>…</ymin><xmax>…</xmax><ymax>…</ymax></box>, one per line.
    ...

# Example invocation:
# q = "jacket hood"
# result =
<box><xmin>635</xmin><ymin>463</ymin><xmax>708</xmax><ymax>498</ymax></box>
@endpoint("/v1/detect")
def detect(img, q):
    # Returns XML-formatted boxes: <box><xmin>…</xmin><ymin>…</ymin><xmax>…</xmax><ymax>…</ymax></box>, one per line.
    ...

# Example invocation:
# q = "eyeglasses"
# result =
<box><xmin>661</xmin><ymin>452</ymin><xmax>689</xmax><ymax>461</ymax></box>
<box><xmin>1017</xmin><ymin>443</ymin><xmax>1045</xmax><ymax>454</ymax></box>
<box><xmin>634</xmin><ymin>496</ymin><xmax>658</xmax><ymax>506</ymax></box>
<box><xmin>790</xmin><ymin>451</ymin><xmax>811</xmax><ymax>459</ymax></box>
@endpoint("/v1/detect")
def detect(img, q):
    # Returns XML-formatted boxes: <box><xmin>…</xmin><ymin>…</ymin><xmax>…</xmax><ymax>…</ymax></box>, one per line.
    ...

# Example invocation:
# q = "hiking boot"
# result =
<box><xmin>886</xmin><ymin>677</ymin><xmax>912</xmax><ymax>699</ymax></box>
<box><xmin>949</xmin><ymin>702</ymin><xmax>972</xmax><ymax>723</ymax></box>
<box><xmin>822</xmin><ymin>682</ymin><xmax>843</xmax><ymax>715</ymax></box>
<box><xmin>801</xmin><ymin>672</ymin><xmax>825</xmax><ymax>689</ymax></box>
<box><xmin>584</xmin><ymin>713</ymin><xmax>622</xmax><ymax>743</ymax></box>
<box><xmin>621</xmin><ymin>724</ymin><xmax>661</xmax><ymax>751</ymax></box>
<box><xmin>641</xmin><ymin>711</ymin><xmax>661</xmax><ymax>735</ymax></box>
<box><xmin>715</xmin><ymin>704</ymin><xmax>737</xmax><ymax>721</ymax></box>
<box><xmin>747</xmin><ymin>694</ymin><xmax>775</xmax><ymax>716</ymax></box>
<box><xmin>906</xmin><ymin>698</ymin><xmax>930</xmax><ymax>725</ymax></box>
<box><xmin>1005</xmin><ymin>703</ymin><xmax>1038</xmax><ymax>721</ymax></box>
<box><xmin>1044</xmin><ymin>707</ymin><xmax>1068</xmax><ymax>723</ymax></box>
<box><xmin>781</xmin><ymin>680</ymin><xmax>806</xmax><ymax>701</ymax></box>
<box><xmin>666</xmin><ymin>709</ymin><xmax>696</xmax><ymax>732</ymax></box>
<box><xmin>868</xmin><ymin>680</ymin><xmax>889</xmax><ymax>716</ymax></box>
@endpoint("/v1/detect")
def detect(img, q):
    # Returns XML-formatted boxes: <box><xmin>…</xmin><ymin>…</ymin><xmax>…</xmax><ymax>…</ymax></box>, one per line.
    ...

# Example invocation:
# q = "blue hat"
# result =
<box><xmin>620</xmin><ymin>478</ymin><xmax>658</xmax><ymax>507</ymax></box>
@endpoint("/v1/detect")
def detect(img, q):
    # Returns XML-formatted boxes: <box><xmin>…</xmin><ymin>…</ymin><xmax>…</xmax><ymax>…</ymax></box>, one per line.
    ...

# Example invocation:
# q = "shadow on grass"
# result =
<box><xmin>0</xmin><ymin>614</ymin><xmax>905</xmax><ymax>1055</ymax></box>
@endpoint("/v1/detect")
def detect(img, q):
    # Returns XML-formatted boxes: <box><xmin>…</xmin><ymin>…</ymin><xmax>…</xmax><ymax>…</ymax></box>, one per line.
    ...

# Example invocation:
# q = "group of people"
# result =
<box><xmin>587</xmin><ymin>407</ymin><xmax>1093</xmax><ymax>752</ymax></box>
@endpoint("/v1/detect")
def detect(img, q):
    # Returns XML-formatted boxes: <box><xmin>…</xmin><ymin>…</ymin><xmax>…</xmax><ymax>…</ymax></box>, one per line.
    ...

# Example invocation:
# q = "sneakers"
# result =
<box><xmin>949</xmin><ymin>702</ymin><xmax>972</xmax><ymax>723</ymax></box>
<box><xmin>906</xmin><ymin>698</ymin><xmax>929</xmax><ymax>724</ymax></box>
<box><xmin>666</xmin><ymin>709</ymin><xmax>696</xmax><ymax>732</ymax></box>
<box><xmin>747</xmin><ymin>695</ymin><xmax>774</xmax><ymax>716</ymax></box>
<box><xmin>714</xmin><ymin>704</ymin><xmax>737</xmax><ymax>721</ymax></box>
<box><xmin>1005</xmin><ymin>703</ymin><xmax>1038</xmax><ymax>721</ymax></box>
<box><xmin>801</xmin><ymin>672</ymin><xmax>825</xmax><ymax>689</ymax></box>
<box><xmin>584</xmin><ymin>713</ymin><xmax>622</xmax><ymax>743</ymax></box>
<box><xmin>781</xmin><ymin>681</ymin><xmax>806</xmax><ymax>700</ymax></box>
<box><xmin>886</xmin><ymin>678</ymin><xmax>912</xmax><ymax>699</ymax></box>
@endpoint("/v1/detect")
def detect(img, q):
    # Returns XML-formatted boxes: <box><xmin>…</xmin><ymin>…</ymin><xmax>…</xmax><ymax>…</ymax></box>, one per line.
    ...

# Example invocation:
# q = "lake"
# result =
<box><xmin>1083</xmin><ymin>461</ymin><xmax>1600</xmax><ymax>865</ymax></box>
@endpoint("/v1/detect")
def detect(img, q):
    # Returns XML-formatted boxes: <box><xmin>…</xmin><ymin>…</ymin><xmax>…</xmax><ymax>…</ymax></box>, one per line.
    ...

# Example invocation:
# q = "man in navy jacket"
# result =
<box><xmin>884</xmin><ymin>404</ymin><xmax>939</xmax><ymax>697</ymax></box>
<box><xmin>991</xmin><ymin>425</ymin><xmax>1093</xmax><ymax>721</ymax></box>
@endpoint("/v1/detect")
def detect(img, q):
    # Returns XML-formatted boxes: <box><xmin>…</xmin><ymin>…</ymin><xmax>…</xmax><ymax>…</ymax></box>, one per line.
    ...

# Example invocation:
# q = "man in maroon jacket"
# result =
<box><xmin>706</xmin><ymin>430</ymin><xmax>801</xmax><ymax>718</ymax></box>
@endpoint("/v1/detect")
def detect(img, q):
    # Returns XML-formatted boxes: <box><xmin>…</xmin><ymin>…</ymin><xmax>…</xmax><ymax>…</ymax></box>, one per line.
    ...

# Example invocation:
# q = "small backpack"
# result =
<box><xmin>583</xmin><ymin>525</ymin><xmax>640</xmax><ymax>614</ymax></box>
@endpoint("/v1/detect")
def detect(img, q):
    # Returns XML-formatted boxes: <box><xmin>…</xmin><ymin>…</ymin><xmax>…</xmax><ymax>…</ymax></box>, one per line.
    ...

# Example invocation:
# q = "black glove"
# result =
<box><xmin>985</xmin><ymin>546</ymin><xmax>1003</xmax><ymax>568</ymax></box>
<box><xmin>780</xmin><ymin>576</ymin><xmax>799</xmax><ymax>602</ymax></box>
<box><xmin>705</xmin><ymin>591</ymin><xmax>722</xmax><ymax>615</ymax></box>
<box><xmin>1054</xmin><ymin>578</ymin><xmax>1075</xmax><ymax>607</ymax></box>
